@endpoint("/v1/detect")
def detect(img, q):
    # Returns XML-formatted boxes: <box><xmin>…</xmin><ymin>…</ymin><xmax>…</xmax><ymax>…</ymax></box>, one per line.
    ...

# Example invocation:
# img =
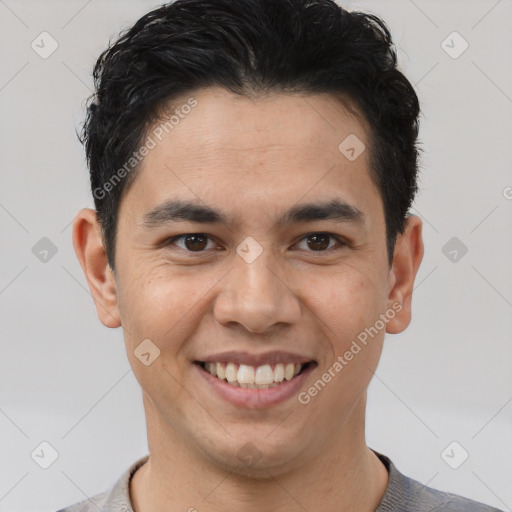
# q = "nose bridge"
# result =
<box><xmin>238</xmin><ymin>248</ymin><xmax>280</xmax><ymax>303</ymax></box>
<box><xmin>214</xmin><ymin>240</ymin><xmax>300</xmax><ymax>333</ymax></box>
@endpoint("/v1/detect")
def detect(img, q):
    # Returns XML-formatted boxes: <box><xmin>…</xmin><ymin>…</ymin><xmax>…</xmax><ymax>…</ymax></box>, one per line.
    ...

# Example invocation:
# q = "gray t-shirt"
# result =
<box><xmin>56</xmin><ymin>450</ymin><xmax>503</xmax><ymax>511</ymax></box>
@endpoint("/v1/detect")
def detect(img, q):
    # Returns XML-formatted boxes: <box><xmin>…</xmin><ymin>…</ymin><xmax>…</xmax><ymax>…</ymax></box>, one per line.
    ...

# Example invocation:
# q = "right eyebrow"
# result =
<box><xmin>140</xmin><ymin>200</ymin><xmax>229</xmax><ymax>228</ymax></box>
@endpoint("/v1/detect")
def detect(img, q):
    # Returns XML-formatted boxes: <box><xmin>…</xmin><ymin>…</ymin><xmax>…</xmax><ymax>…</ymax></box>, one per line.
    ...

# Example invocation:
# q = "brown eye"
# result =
<box><xmin>168</xmin><ymin>233</ymin><xmax>214</xmax><ymax>252</ymax></box>
<box><xmin>306</xmin><ymin>233</ymin><xmax>330</xmax><ymax>251</ymax></box>
<box><xmin>183</xmin><ymin>234</ymin><xmax>208</xmax><ymax>251</ymax></box>
<box><xmin>296</xmin><ymin>232</ymin><xmax>344</xmax><ymax>252</ymax></box>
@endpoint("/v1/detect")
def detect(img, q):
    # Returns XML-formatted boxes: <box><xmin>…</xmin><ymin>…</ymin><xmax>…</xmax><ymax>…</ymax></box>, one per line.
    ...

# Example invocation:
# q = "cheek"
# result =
<box><xmin>117</xmin><ymin>262</ymin><xmax>195</xmax><ymax>350</ymax></box>
<box><xmin>118</xmin><ymin>266</ymin><xmax>200</xmax><ymax>412</ymax></box>
<box><xmin>305</xmin><ymin>265</ymin><xmax>386</xmax><ymax>349</ymax></box>
<box><xmin>298</xmin><ymin>270</ymin><xmax>386</xmax><ymax>423</ymax></box>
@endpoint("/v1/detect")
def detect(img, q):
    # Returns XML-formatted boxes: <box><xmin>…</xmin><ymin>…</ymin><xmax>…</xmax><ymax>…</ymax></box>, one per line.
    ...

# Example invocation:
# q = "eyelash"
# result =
<box><xmin>164</xmin><ymin>232</ymin><xmax>347</xmax><ymax>254</ymax></box>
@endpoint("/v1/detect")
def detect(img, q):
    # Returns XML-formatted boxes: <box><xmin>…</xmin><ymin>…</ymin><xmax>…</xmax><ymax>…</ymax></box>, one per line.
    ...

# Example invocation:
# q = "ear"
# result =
<box><xmin>72</xmin><ymin>208</ymin><xmax>121</xmax><ymax>328</ymax></box>
<box><xmin>385</xmin><ymin>214</ymin><xmax>424</xmax><ymax>334</ymax></box>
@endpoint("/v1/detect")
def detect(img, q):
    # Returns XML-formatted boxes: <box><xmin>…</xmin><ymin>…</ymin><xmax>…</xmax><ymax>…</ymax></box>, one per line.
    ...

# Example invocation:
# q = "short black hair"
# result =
<box><xmin>80</xmin><ymin>0</ymin><xmax>421</xmax><ymax>271</ymax></box>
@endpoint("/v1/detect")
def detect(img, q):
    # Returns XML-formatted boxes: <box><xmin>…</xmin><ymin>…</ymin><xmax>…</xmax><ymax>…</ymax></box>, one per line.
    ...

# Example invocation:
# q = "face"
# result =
<box><xmin>74</xmin><ymin>87</ymin><xmax>423</xmax><ymax>476</ymax></box>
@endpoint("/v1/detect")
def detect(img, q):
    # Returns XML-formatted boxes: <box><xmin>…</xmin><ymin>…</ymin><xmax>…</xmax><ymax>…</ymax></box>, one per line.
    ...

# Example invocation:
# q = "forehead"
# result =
<box><xmin>156</xmin><ymin>87</ymin><xmax>368</xmax><ymax>163</ymax></box>
<box><xmin>120</xmin><ymin>87</ymin><xmax>381</xmax><ymax>226</ymax></box>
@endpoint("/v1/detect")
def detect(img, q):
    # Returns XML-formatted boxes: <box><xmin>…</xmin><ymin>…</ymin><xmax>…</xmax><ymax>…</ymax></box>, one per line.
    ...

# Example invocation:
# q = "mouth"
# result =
<box><xmin>196</xmin><ymin>360</ymin><xmax>314</xmax><ymax>389</ymax></box>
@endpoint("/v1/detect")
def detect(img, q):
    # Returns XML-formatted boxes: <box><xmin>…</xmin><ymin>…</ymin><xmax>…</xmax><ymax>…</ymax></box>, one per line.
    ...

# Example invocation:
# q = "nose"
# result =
<box><xmin>213</xmin><ymin>248</ymin><xmax>301</xmax><ymax>334</ymax></box>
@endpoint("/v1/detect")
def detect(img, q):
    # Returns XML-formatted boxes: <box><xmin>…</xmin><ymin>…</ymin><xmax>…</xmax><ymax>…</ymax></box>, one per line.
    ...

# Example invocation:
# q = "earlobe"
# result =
<box><xmin>385</xmin><ymin>214</ymin><xmax>424</xmax><ymax>334</ymax></box>
<box><xmin>72</xmin><ymin>208</ymin><xmax>121</xmax><ymax>328</ymax></box>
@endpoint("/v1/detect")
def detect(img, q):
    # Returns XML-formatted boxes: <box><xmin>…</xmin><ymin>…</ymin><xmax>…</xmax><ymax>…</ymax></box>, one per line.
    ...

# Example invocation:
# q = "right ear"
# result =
<box><xmin>72</xmin><ymin>208</ymin><xmax>121</xmax><ymax>328</ymax></box>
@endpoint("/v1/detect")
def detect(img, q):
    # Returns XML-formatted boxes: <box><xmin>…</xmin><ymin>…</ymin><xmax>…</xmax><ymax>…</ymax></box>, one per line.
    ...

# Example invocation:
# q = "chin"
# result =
<box><xmin>195</xmin><ymin>429</ymin><xmax>307</xmax><ymax>478</ymax></box>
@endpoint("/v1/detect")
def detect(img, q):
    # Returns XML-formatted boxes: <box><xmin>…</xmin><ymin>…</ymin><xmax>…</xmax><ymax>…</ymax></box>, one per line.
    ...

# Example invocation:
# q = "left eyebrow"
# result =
<box><xmin>276</xmin><ymin>199</ymin><xmax>364</xmax><ymax>227</ymax></box>
<box><xmin>139</xmin><ymin>198</ymin><xmax>365</xmax><ymax>229</ymax></box>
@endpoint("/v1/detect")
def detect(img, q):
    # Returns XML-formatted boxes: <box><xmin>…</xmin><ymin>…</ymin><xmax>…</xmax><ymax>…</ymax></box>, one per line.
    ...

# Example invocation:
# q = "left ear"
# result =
<box><xmin>385</xmin><ymin>214</ymin><xmax>424</xmax><ymax>334</ymax></box>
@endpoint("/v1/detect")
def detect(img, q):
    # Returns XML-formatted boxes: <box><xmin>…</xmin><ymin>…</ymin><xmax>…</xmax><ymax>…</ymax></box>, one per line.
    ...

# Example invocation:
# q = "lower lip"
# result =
<box><xmin>194</xmin><ymin>362</ymin><xmax>316</xmax><ymax>409</ymax></box>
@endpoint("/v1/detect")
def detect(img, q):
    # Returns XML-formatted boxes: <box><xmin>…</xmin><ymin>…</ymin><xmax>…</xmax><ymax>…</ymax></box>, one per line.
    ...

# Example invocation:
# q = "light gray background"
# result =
<box><xmin>1</xmin><ymin>1</ymin><xmax>511</xmax><ymax>511</ymax></box>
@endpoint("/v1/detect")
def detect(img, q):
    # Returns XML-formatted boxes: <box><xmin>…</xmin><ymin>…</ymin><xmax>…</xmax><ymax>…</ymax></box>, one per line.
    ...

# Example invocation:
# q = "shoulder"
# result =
<box><xmin>55</xmin><ymin>490</ymin><xmax>110</xmax><ymax>512</ymax></box>
<box><xmin>405</xmin><ymin>478</ymin><xmax>504</xmax><ymax>512</ymax></box>
<box><xmin>54</xmin><ymin>455</ymin><xmax>149</xmax><ymax>512</ymax></box>
<box><xmin>374</xmin><ymin>450</ymin><xmax>504</xmax><ymax>512</ymax></box>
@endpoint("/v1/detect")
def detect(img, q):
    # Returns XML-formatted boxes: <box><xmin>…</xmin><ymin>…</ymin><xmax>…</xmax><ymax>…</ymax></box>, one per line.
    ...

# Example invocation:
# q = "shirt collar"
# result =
<box><xmin>101</xmin><ymin>450</ymin><xmax>412</xmax><ymax>512</ymax></box>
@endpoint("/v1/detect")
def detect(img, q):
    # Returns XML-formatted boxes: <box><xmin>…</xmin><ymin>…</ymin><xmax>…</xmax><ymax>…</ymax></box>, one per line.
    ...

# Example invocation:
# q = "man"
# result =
<box><xmin>59</xmin><ymin>0</ymin><xmax>502</xmax><ymax>510</ymax></box>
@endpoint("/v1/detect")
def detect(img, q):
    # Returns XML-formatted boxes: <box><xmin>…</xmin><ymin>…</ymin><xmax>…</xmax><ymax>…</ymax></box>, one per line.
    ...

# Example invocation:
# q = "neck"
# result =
<box><xmin>131</xmin><ymin>394</ymin><xmax>389</xmax><ymax>512</ymax></box>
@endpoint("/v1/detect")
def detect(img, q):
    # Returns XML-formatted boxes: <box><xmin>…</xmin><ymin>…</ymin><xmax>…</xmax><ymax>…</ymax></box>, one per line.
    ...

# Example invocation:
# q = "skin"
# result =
<box><xmin>73</xmin><ymin>87</ymin><xmax>423</xmax><ymax>512</ymax></box>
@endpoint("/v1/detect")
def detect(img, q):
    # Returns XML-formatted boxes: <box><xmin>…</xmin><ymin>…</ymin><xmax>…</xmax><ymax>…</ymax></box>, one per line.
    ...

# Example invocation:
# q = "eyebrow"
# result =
<box><xmin>140</xmin><ymin>198</ymin><xmax>365</xmax><ymax>229</ymax></box>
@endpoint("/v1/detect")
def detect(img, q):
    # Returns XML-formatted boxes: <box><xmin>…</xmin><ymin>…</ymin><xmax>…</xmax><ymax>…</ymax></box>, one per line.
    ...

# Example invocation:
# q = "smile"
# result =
<box><xmin>200</xmin><ymin>361</ymin><xmax>309</xmax><ymax>389</ymax></box>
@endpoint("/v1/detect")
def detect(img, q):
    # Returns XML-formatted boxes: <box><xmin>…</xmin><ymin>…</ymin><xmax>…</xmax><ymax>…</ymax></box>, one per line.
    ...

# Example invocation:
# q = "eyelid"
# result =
<box><xmin>293</xmin><ymin>232</ymin><xmax>347</xmax><ymax>252</ymax></box>
<box><xmin>166</xmin><ymin>233</ymin><xmax>220</xmax><ymax>252</ymax></box>
<box><xmin>165</xmin><ymin>232</ymin><xmax>348</xmax><ymax>253</ymax></box>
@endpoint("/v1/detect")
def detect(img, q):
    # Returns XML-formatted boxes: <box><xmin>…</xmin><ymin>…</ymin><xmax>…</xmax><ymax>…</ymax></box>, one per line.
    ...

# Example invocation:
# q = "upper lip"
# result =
<box><xmin>196</xmin><ymin>350</ymin><xmax>315</xmax><ymax>366</ymax></box>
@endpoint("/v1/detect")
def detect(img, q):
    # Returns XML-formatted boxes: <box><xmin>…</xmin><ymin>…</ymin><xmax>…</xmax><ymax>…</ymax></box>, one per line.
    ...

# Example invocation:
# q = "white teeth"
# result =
<box><xmin>274</xmin><ymin>363</ymin><xmax>285</xmax><ymax>382</ymax></box>
<box><xmin>216</xmin><ymin>362</ymin><xmax>225</xmax><ymax>380</ymax></box>
<box><xmin>225</xmin><ymin>362</ymin><xmax>237</xmax><ymax>382</ymax></box>
<box><xmin>255</xmin><ymin>364</ymin><xmax>274</xmax><ymax>385</ymax></box>
<box><xmin>237</xmin><ymin>364</ymin><xmax>255</xmax><ymax>384</ymax></box>
<box><xmin>284</xmin><ymin>363</ymin><xmax>295</xmax><ymax>380</ymax></box>
<box><xmin>203</xmin><ymin>361</ymin><xmax>305</xmax><ymax>388</ymax></box>
<box><xmin>207</xmin><ymin>362</ymin><xmax>217</xmax><ymax>377</ymax></box>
